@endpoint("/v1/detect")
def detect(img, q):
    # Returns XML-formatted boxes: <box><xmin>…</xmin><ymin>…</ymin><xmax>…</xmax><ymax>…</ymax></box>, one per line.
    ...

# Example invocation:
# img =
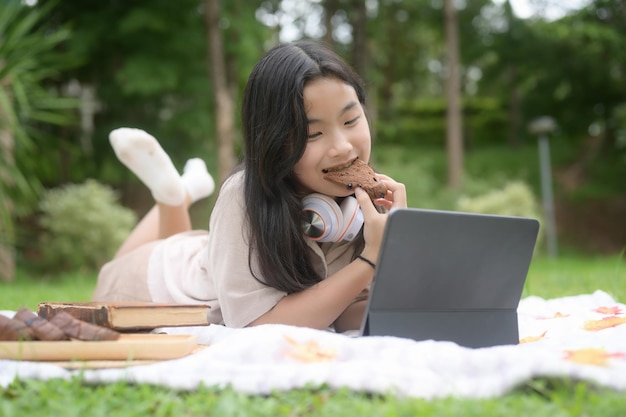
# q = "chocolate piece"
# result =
<box><xmin>13</xmin><ymin>307</ymin><xmax>69</xmax><ymax>341</ymax></box>
<box><xmin>323</xmin><ymin>158</ymin><xmax>388</xmax><ymax>200</ymax></box>
<box><xmin>49</xmin><ymin>312</ymin><xmax>120</xmax><ymax>341</ymax></box>
<box><xmin>0</xmin><ymin>314</ymin><xmax>35</xmax><ymax>341</ymax></box>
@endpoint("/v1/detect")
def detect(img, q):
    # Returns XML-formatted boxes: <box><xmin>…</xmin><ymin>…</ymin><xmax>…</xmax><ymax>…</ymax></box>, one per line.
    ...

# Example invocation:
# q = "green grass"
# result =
<box><xmin>1</xmin><ymin>256</ymin><xmax>624</xmax><ymax>416</ymax></box>
<box><xmin>0</xmin><ymin>270</ymin><xmax>94</xmax><ymax>312</ymax></box>
<box><xmin>2</xmin><ymin>376</ymin><xmax>626</xmax><ymax>417</ymax></box>
<box><xmin>524</xmin><ymin>254</ymin><xmax>625</xmax><ymax>301</ymax></box>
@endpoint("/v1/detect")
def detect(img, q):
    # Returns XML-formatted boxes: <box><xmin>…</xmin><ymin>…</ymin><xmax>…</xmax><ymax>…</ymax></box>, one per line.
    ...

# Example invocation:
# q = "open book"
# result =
<box><xmin>37</xmin><ymin>301</ymin><xmax>211</xmax><ymax>331</ymax></box>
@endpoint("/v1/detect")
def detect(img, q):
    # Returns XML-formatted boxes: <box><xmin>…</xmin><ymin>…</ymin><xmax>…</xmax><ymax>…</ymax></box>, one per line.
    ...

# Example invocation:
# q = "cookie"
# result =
<box><xmin>323</xmin><ymin>158</ymin><xmax>387</xmax><ymax>200</ymax></box>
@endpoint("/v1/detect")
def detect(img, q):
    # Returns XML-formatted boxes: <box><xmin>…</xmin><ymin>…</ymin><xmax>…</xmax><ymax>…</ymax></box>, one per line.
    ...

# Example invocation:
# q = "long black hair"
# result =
<box><xmin>241</xmin><ymin>40</ymin><xmax>367</xmax><ymax>294</ymax></box>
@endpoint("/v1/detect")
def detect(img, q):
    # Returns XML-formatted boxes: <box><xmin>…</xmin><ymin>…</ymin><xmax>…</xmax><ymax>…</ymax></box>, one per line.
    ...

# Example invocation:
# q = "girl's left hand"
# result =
<box><xmin>354</xmin><ymin>174</ymin><xmax>406</xmax><ymax>260</ymax></box>
<box><xmin>372</xmin><ymin>174</ymin><xmax>407</xmax><ymax>211</ymax></box>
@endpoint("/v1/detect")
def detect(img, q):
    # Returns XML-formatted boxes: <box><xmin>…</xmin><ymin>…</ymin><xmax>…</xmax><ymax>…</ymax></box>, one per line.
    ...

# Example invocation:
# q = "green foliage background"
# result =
<box><xmin>2</xmin><ymin>0</ymin><xmax>625</xmax><ymax>269</ymax></box>
<box><xmin>38</xmin><ymin>180</ymin><xmax>136</xmax><ymax>271</ymax></box>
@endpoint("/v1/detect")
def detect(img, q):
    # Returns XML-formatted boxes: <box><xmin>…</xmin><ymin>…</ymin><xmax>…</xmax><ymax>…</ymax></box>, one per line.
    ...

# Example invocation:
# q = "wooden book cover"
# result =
<box><xmin>37</xmin><ymin>301</ymin><xmax>210</xmax><ymax>330</ymax></box>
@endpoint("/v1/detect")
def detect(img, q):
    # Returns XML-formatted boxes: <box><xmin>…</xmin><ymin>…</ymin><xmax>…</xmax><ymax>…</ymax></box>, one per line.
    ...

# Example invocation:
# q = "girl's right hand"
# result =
<box><xmin>354</xmin><ymin>175</ymin><xmax>407</xmax><ymax>261</ymax></box>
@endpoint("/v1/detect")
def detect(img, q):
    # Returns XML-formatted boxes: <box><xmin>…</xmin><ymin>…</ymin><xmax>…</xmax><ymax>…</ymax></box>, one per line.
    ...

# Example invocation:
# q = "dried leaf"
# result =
<box><xmin>564</xmin><ymin>348</ymin><xmax>625</xmax><ymax>367</ymax></box>
<box><xmin>519</xmin><ymin>331</ymin><xmax>547</xmax><ymax>344</ymax></box>
<box><xmin>593</xmin><ymin>306</ymin><xmax>623</xmax><ymax>315</ymax></box>
<box><xmin>584</xmin><ymin>316</ymin><xmax>626</xmax><ymax>331</ymax></box>
<box><xmin>283</xmin><ymin>335</ymin><xmax>336</xmax><ymax>363</ymax></box>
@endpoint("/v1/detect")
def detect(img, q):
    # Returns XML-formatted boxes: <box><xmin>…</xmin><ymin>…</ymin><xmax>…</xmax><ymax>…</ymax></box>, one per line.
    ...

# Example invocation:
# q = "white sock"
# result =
<box><xmin>181</xmin><ymin>158</ymin><xmax>215</xmax><ymax>203</ymax></box>
<box><xmin>109</xmin><ymin>128</ymin><xmax>185</xmax><ymax>206</ymax></box>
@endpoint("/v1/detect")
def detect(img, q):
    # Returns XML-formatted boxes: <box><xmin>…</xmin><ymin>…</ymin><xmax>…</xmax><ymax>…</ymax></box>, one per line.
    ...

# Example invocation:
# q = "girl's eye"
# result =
<box><xmin>307</xmin><ymin>132</ymin><xmax>321</xmax><ymax>140</ymax></box>
<box><xmin>345</xmin><ymin>116</ymin><xmax>360</xmax><ymax>126</ymax></box>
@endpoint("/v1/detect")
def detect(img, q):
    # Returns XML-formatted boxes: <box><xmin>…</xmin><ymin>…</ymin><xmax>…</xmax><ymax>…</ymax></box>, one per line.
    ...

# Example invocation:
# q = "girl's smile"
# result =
<box><xmin>322</xmin><ymin>157</ymin><xmax>359</xmax><ymax>174</ymax></box>
<box><xmin>293</xmin><ymin>77</ymin><xmax>372</xmax><ymax>197</ymax></box>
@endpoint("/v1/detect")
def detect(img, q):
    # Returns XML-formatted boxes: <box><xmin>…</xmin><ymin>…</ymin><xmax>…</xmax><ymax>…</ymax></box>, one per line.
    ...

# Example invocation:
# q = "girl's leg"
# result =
<box><xmin>109</xmin><ymin>128</ymin><xmax>214</xmax><ymax>258</ymax></box>
<box><xmin>113</xmin><ymin>200</ymin><xmax>192</xmax><ymax>259</ymax></box>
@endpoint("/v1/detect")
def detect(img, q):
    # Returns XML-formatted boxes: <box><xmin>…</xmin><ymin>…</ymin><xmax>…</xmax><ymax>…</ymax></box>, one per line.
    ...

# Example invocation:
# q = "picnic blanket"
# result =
<box><xmin>1</xmin><ymin>290</ymin><xmax>626</xmax><ymax>399</ymax></box>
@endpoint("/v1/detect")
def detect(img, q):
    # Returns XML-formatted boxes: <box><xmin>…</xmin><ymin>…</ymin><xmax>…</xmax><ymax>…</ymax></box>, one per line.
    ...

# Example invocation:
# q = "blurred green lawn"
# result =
<box><xmin>1</xmin><ymin>254</ymin><xmax>623</xmax><ymax>312</ymax></box>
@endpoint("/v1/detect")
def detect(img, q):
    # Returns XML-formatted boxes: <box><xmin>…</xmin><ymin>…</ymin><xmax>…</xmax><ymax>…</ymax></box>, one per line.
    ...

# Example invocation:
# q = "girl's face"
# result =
<box><xmin>293</xmin><ymin>77</ymin><xmax>371</xmax><ymax>198</ymax></box>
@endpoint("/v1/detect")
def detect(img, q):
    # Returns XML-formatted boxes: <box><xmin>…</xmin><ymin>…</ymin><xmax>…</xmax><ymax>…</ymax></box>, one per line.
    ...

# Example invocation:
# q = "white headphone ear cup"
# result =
<box><xmin>337</xmin><ymin>196</ymin><xmax>363</xmax><ymax>241</ymax></box>
<box><xmin>302</xmin><ymin>193</ymin><xmax>343</xmax><ymax>242</ymax></box>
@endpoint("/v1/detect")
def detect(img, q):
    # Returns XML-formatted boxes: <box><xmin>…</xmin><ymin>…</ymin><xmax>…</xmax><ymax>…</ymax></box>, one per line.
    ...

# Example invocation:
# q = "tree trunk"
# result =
<box><xmin>204</xmin><ymin>0</ymin><xmax>236</xmax><ymax>183</ymax></box>
<box><xmin>507</xmin><ymin>65</ymin><xmax>522</xmax><ymax>147</ymax></box>
<box><xmin>444</xmin><ymin>0</ymin><xmax>464</xmax><ymax>189</ymax></box>
<box><xmin>322</xmin><ymin>0</ymin><xmax>339</xmax><ymax>46</ymax></box>
<box><xmin>379</xmin><ymin>3</ymin><xmax>397</xmax><ymax>121</ymax></box>
<box><xmin>350</xmin><ymin>0</ymin><xmax>368</xmax><ymax>78</ymax></box>
<box><xmin>348</xmin><ymin>0</ymin><xmax>378</xmax><ymax>135</ymax></box>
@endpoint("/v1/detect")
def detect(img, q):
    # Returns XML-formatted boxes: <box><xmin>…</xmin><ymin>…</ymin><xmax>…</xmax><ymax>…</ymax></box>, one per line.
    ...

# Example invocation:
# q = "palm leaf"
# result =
<box><xmin>0</xmin><ymin>0</ymin><xmax>79</xmax><ymax>272</ymax></box>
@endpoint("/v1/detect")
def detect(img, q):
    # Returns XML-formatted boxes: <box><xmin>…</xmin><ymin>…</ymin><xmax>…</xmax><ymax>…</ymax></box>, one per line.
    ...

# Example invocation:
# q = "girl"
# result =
<box><xmin>93</xmin><ymin>41</ymin><xmax>407</xmax><ymax>332</ymax></box>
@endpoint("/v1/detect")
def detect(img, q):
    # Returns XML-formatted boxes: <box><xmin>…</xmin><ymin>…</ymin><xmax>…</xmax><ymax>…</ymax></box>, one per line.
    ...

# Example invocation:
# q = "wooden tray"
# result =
<box><xmin>57</xmin><ymin>345</ymin><xmax>208</xmax><ymax>369</ymax></box>
<box><xmin>0</xmin><ymin>334</ymin><xmax>198</xmax><ymax>362</ymax></box>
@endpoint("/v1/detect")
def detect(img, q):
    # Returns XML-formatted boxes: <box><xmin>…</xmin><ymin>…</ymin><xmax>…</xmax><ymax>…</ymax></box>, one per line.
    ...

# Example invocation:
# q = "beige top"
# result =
<box><xmin>146</xmin><ymin>170</ymin><xmax>361</xmax><ymax>328</ymax></box>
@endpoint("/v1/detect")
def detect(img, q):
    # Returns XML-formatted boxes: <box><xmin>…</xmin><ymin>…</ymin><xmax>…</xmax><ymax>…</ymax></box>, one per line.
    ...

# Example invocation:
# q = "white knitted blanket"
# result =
<box><xmin>2</xmin><ymin>290</ymin><xmax>625</xmax><ymax>399</ymax></box>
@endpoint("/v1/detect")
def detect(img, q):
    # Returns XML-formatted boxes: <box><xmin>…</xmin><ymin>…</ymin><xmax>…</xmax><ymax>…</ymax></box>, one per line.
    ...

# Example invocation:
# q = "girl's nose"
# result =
<box><xmin>328</xmin><ymin>131</ymin><xmax>353</xmax><ymax>157</ymax></box>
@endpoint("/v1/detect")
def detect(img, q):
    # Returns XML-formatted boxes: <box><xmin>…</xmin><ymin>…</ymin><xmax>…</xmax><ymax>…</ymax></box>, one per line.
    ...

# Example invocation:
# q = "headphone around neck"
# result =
<box><xmin>302</xmin><ymin>193</ymin><xmax>364</xmax><ymax>242</ymax></box>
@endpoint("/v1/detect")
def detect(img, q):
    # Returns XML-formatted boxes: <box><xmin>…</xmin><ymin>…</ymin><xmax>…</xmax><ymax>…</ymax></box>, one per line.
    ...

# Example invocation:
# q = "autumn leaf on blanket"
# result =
<box><xmin>563</xmin><ymin>348</ymin><xmax>626</xmax><ymax>367</ymax></box>
<box><xmin>584</xmin><ymin>315</ymin><xmax>626</xmax><ymax>331</ymax></box>
<box><xmin>519</xmin><ymin>331</ymin><xmax>547</xmax><ymax>344</ymax></box>
<box><xmin>283</xmin><ymin>335</ymin><xmax>336</xmax><ymax>363</ymax></box>
<box><xmin>593</xmin><ymin>306</ymin><xmax>623</xmax><ymax>315</ymax></box>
